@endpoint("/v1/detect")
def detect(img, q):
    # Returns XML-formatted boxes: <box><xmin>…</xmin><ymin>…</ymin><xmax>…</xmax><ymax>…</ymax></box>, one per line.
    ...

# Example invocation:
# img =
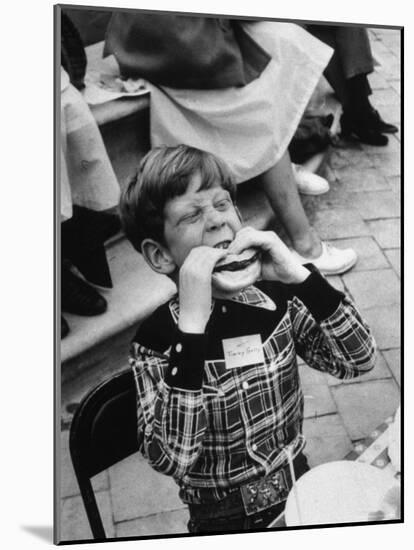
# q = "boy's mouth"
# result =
<box><xmin>213</xmin><ymin>247</ymin><xmax>260</xmax><ymax>273</ymax></box>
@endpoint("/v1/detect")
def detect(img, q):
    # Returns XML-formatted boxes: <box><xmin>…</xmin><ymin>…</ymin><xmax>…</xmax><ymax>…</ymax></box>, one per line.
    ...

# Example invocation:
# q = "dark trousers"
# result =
<box><xmin>187</xmin><ymin>452</ymin><xmax>310</xmax><ymax>534</ymax></box>
<box><xmin>306</xmin><ymin>25</ymin><xmax>374</xmax><ymax>108</ymax></box>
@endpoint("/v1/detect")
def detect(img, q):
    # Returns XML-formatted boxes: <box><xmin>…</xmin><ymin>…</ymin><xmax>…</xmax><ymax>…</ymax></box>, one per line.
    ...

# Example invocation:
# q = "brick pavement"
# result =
<box><xmin>58</xmin><ymin>27</ymin><xmax>401</xmax><ymax>542</ymax></box>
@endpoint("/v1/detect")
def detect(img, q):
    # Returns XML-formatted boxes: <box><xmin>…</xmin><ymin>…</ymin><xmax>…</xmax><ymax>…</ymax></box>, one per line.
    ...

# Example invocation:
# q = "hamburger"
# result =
<box><xmin>212</xmin><ymin>246</ymin><xmax>261</xmax><ymax>294</ymax></box>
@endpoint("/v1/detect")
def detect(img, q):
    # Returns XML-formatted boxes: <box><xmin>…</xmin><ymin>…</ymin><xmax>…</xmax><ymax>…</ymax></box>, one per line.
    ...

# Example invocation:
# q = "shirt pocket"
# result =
<box><xmin>263</xmin><ymin>311</ymin><xmax>296</xmax><ymax>370</ymax></box>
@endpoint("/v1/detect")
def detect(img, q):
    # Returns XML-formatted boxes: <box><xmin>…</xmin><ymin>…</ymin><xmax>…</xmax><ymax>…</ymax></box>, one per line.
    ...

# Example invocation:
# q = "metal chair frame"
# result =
<box><xmin>69</xmin><ymin>369</ymin><xmax>141</xmax><ymax>539</ymax></box>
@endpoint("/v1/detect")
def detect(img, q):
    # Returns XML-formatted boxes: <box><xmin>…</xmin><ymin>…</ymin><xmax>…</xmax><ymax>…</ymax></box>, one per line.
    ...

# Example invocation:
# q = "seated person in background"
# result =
<box><xmin>106</xmin><ymin>15</ymin><xmax>357</xmax><ymax>275</ymax></box>
<box><xmin>306</xmin><ymin>24</ymin><xmax>398</xmax><ymax>146</ymax></box>
<box><xmin>61</xmin><ymin>65</ymin><xmax>120</xmax><ymax>338</ymax></box>
<box><xmin>121</xmin><ymin>145</ymin><xmax>377</xmax><ymax>533</ymax></box>
<box><xmin>60</xmin><ymin>13</ymin><xmax>120</xmax><ymax>338</ymax></box>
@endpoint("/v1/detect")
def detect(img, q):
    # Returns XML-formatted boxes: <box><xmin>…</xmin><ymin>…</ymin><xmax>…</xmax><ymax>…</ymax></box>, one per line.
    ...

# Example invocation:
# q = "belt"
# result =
<box><xmin>188</xmin><ymin>461</ymin><xmax>293</xmax><ymax>519</ymax></box>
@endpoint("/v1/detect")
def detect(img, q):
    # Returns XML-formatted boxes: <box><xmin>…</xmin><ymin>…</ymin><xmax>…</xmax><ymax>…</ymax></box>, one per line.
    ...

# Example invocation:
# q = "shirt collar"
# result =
<box><xmin>168</xmin><ymin>285</ymin><xmax>276</xmax><ymax>324</ymax></box>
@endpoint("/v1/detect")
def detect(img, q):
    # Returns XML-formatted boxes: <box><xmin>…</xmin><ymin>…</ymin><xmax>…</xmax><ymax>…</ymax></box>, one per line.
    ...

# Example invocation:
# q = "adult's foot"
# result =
<box><xmin>291</xmin><ymin>242</ymin><xmax>358</xmax><ymax>276</ymax></box>
<box><xmin>293</xmin><ymin>164</ymin><xmax>330</xmax><ymax>196</ymax></box>
<box><xmin>368</xmin><ymin>108</ymin><xmax>398</xmax><ymax>134</ymax></box>
<box><xmin>340</xmin><ymin>111</ymin><xmax>388</xmax><ymax>146</ymax></box>
<box><xmin>291</xmin><ymin>228</ymin><xmax>323</xmax><ymax>260</ymax></box>
<box><xmin>62</xmin><ymin>264</ymin><xmax>107</xmax><ymax>316</ymax></box>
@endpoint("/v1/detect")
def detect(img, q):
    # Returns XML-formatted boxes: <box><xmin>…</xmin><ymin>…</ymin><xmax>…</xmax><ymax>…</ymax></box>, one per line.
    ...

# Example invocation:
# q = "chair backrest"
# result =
<box><xmin>69</xmin><ymin>369</ymin><xmax>142</xmax><ymax>539</ymax></box>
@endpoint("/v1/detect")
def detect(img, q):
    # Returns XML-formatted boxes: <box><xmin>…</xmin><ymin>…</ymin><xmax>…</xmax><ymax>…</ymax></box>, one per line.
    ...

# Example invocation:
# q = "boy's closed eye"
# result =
<box><xmin>179</xmin><ymin>198</ymin><xmax>232</xmax><ymax>225</ymax></box>
<box><xmin>180</xmin><ymin>209</ymin><xmax>202</xmax><ymax>224</ymax></box>
<box><xmin>214</xmin><ymin>198</ymin><xmax>232</xmax><ymax>210</ymax></box>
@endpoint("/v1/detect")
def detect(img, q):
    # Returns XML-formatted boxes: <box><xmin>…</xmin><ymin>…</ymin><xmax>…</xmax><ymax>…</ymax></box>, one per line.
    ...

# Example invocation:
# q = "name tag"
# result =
<box><xmin>222</xmin><ymin>334</ymin><xmax>265</xmax><ymax>369</ymax></box>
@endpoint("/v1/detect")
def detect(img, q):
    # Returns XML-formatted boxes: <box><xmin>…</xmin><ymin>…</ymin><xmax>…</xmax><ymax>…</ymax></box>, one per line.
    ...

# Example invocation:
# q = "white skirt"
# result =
<box><xmin>60</xmin><ymin>68</ymin><xmax>120</xmax><ymax>220</ymax></box>
<box><xmin>145</xmin><ymin>22</ymin><xmax>333</xmax><ymax>183</ymax></box>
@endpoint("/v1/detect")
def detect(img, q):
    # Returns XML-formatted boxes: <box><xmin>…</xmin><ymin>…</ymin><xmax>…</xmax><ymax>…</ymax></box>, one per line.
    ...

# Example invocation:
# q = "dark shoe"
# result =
<box><xmin>61</xmin><ymin>315</ymin><xmax>70</xmax><ymax>339</ymax></box>
<box><xmin>369</xmin><ymin>108</ymin><xmax>399</xmax><ymax>134</ymax></box>
<box><xmin>340</xmin><ymin>112</ymin><xmax>389</xmax><ymax>146</ymax></box>
<box><xmin>62</xmin><ymin>263</ymin><xmax>107</xmax><ymax>316</ymax></box>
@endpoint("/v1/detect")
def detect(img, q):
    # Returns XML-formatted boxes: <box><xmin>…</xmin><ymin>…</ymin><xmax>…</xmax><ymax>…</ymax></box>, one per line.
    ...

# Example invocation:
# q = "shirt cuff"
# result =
<box><xmin>165</xmin><ymin>329</ymin><xmax>207</xmax><ymax>390</ymax></box>
<box><xmin>289</xmin><ymin>264</ymin><xmax>345</xmax><ymax>322</ymax></box>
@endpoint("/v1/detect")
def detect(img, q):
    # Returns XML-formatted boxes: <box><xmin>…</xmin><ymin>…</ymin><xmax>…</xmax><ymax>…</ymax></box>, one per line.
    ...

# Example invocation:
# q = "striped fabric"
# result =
<box><xmin>129</xmin><ymin>280</ymin><xmax>376</xmax><ymax>504</ymax></box>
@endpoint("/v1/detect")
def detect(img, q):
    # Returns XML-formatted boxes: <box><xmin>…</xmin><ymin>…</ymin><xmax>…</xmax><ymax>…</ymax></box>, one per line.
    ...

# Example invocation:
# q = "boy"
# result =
<box><xmin>121</xmin><ymin>145</ymin><xmax>376</xmax><ymax>533</ymax></box>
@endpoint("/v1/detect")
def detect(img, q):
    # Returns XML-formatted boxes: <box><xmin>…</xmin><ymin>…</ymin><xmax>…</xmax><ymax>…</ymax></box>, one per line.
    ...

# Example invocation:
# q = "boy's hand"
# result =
<box><xmin>178</xmin><ymin>246</ymin><xmax>229</xmax><ymax>334</ymax></box>
<box><xmin>227</xmin><ymin>227</ymin><xmax>310</xmax><ymax>284</ymax></box>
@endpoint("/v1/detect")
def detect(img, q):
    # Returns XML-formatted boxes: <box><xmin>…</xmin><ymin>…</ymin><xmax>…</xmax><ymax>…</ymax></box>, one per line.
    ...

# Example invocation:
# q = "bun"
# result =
<box><xmin>212</xmin><ymin>248</ymin><xmax>261</xmax><ymax>294</ymax></box>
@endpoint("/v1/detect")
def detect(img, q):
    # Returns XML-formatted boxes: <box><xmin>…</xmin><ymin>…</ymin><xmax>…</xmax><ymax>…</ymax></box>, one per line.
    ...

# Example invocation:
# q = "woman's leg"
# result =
<box><xmin>260</xmin><ymin>150</ymin><xmax>322</xmax><ymax>258</ymax></box>
<box><xmin>260</xmin><ymin>151</ymin><xmax>358</xmax><ymax>275</ymax></box>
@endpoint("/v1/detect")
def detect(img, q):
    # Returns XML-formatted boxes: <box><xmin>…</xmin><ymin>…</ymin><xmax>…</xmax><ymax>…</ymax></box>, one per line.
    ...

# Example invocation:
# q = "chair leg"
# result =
<box><xmin>78</xmin><ymin>476</ymin><xmax>107</xmax><ymax>539</ymax></box>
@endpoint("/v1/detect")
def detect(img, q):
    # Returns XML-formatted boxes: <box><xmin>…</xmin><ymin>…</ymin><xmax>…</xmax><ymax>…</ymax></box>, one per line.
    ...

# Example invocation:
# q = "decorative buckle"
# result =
<box><xmin>240</xmin><ymin>469</ymin><xmax>290</xmax><ymax>516</ymax></box>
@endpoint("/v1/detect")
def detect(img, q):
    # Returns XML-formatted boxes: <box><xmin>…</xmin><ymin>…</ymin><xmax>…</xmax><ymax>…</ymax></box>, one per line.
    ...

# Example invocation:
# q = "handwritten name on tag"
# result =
<box><xmin>222</xmin><ymin>334</ymin><xmax>265</xmax><ymax>369</ymax></box>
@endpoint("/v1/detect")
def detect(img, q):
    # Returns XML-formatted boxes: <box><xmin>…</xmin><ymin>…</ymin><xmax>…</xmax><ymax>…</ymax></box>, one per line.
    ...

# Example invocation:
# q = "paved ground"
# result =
<box><xmin>58</xmin><ymin>27</ymin><xmax>401</xmax><ymax>542</ymax></box>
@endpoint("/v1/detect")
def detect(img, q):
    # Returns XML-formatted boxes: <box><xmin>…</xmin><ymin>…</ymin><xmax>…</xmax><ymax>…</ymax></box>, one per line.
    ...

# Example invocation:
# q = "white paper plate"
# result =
<box><xmin>285</xmin><ymin>460</ymin><xmax>397</xmax><ymax>526</ymax></box>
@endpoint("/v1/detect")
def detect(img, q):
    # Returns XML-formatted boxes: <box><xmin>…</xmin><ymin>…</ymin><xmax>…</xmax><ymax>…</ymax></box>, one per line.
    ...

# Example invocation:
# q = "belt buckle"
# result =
<box><xmin>240</xmin><ymin>469</ymin><xmax>290</xmax><ymax>516</ymax></box>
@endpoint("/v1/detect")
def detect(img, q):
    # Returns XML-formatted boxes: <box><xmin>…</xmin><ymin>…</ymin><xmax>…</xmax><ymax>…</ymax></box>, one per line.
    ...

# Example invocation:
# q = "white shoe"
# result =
<box><xmin>293</xmin><ymin>164</ymin><xmax>330</xmax><ymax>196</ymax></box>
<box><xmin>291</xmin><ymin>242</ymin><xmax>357</xmax><ymax>276</ymax></box>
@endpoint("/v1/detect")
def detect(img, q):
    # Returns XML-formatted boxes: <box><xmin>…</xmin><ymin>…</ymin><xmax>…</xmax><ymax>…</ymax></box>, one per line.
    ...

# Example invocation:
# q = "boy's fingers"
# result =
<box><xmin>201</xmin><ymin>247</ymin><xmax>229</xmax><ymax>269</ymax></box>
<box><xmin>228</xmin><ymin>228</ymin><xmax>276</xmax><ymax>255</ymax></box>
<box><xmin>185</xmin><ymin>246</ymin><xmax>228</xmax><ymax>271</ymax></box>
<box><xmin>227</xmin><ymin>228</ymin><xmax>258</xmax><ymax>254</ymax></box>
<box><xmin>194</xmin><ymin>246</ymin><xmax>228</xmax><ymax>261</ymax></box>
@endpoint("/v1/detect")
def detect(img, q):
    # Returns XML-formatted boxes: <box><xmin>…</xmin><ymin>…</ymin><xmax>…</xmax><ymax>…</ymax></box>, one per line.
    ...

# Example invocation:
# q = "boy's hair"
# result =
<box><xmin>120</xmin><ymin>145</ymin><xmax>237</xmax><ymax>252</ymax></box>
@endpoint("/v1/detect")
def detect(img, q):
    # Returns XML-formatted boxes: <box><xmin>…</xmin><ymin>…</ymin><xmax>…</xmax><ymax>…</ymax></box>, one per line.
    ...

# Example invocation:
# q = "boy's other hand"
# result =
<box><xmin>178</xmin><ymin>246</ymin><xmax>229</xmax><ymax>334</ymax></box>
<box><xmin>227</xmin><ymin>227</ymin><xmax>310</xmax><ymax>284</ymax></box>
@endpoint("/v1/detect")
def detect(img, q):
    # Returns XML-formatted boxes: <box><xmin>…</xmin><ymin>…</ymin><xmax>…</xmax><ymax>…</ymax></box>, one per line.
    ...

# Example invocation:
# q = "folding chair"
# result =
<box><xmin>69</xmin><ymin>369</ymin><xmax>143</xmax><ymax>539</ymax></box>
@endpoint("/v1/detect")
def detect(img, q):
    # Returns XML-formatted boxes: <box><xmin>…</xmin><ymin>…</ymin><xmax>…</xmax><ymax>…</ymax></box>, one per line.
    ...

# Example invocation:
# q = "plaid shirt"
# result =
<box><xmin>129</xmin><ymin>266</ymin><xmax>376</xmax><ymax>504</ymax></box>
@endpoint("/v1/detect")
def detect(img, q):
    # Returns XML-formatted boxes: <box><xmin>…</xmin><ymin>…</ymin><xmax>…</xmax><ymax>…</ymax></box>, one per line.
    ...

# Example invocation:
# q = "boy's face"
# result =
<box><xmin>162</xmin><ymin>172</ymin><xmax>242</xmax><ymax>269</ymax></box>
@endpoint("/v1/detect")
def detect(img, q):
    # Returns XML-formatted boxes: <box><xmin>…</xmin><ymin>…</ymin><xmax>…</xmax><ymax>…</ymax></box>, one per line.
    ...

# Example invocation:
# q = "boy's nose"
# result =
<box><xmin>205</xmin><ymin>209</ymin><xmax>226</xmax><ymax>231</ymax></box>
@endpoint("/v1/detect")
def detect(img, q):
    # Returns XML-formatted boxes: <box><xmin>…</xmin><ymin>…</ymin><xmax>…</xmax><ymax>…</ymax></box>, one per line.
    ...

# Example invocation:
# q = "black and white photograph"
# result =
<box><xmin>55</xmin><ymin>2</ymin><xmax>402</xmax><ymax>544</ymax></box>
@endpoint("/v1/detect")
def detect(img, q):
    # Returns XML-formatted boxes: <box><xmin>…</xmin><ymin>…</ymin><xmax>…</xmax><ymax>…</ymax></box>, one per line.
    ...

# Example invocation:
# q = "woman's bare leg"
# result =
<box><xmin>260</xmin><ymin>150</ymin><xmax>323</xmax><ymax>258</ymax></box>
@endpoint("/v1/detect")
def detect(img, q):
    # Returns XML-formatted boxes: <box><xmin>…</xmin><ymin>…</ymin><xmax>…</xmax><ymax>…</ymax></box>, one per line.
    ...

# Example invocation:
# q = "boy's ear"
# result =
<box><xmin>141</xmin><ymin>238</ymin><xmax>177</xmax><ymax>275</ymax></box>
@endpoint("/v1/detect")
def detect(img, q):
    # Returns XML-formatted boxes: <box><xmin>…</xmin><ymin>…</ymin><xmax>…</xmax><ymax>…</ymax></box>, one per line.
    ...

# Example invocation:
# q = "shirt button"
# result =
<box><xmin>171</xmin><ymin>367</ymin><xmax>178</xmax><ymax>376</ymax></box>
<box><xmin>221</xmin><ymin>305</ymin><xmax>227</xmax><ymax>314</ymax></box>
<box><xmin>175</xmin><ymin>343</ymin><xmax>182</xmax><ymax>353</ymax></box>
<box><xmin>252</xmin><ymin>443</ymin><xmax>258</xmax><ymax>451</ymax></box>
<box><xmin>242</xmin><ymin>381</ymin><xmax>249</xmax><ymax>390</ymax></box>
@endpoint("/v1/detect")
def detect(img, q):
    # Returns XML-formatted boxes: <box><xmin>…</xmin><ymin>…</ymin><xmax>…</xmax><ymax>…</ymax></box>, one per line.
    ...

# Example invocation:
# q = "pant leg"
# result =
<box><xmin>305</xmin><ymin>24</ymin><xmax>349</xmax><ymax>105</ymax></box>
<box><xmin>306</xmin><ymin>25</ymin><xmax>375</xmax><ymax>108</ymax></box>
<box><xmin>188</xmin><ymin>502</ymin><xmax>287</xmax><ymax>533</ymax></box>
<box><xmin>334</xmin><ymin>26</ymin><xmax>374</xmax><ymax>79</ymax></box>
